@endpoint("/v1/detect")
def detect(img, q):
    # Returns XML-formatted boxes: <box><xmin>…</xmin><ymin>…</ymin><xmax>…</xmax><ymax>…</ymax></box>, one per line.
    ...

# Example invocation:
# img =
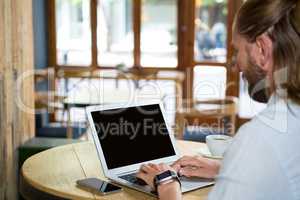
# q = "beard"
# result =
<box><xmin>242</xmin><ymin>57</ymin><xmax>270</xmax><ymax>103</ymax></box>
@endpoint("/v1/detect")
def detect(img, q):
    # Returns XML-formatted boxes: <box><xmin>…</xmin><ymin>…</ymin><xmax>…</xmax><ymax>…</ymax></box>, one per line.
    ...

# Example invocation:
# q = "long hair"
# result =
<box><xmin>236</xmin><ymin>0</ymin><xmax>300</xmax><ymax>105</ymax></box>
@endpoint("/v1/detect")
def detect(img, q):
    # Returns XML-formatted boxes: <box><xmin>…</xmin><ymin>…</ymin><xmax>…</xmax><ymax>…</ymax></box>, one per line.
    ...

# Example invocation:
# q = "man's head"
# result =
<box><xmin>232</xmin><ymin>0</ymin><xmax>300</xmax><ymax>103</ymax></box>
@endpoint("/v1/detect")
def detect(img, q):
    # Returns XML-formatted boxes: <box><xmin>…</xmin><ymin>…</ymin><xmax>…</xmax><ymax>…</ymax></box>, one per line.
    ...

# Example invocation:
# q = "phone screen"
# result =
<box><xmin>77</xmin><ymin>178</ymin><xmax>122</xmax><ymax>194</ymax></box>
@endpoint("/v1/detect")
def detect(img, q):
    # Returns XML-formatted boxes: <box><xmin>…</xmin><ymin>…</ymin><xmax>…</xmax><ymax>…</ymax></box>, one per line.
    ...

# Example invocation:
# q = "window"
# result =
<box><xmin>193</xmin><ymin>66</ymin><xmax>227</xmax><ymax>100</ymax></box>
<box><xmin>50</xmin><ymin>0</ymin><xmax>241</xmax><ymax>124</ymax></box>
<box><xmin>141</xmin><ymin>0</ymin><xmax>177</xmax><ymax>67</ymax></box>
<box><xmin>194</xmin><ymin>0</ymin><xmax>227</xmax><ymax>63</ymax></box>
<box><xmin>97</xmin><ymin>0</ymin><xmax>134</xmax><ymax>67</ymax></box>
<box><xmin>57</xmin><ymin>78</ymin><xmax>176</xmax><ymax>125</ymax></box>
<box><xmin>56</xmin><ymin>0</ymin><xmax>91</xmax><ymax>66</ymax></box>
<box><xmin>51</xmin><ymin>0</ymin><xmax>236</xmax><ymax>69</ymax></box>
<box><xmin>53</xmin><ymin>0</ymin><xmax>181</xmax><ymax>68</ymax></box>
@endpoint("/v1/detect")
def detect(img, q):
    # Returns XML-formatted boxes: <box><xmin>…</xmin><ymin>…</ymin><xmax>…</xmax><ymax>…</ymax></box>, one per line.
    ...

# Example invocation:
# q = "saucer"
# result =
<box><xmin>196</xmin><ymin>146</ymin><xmax>223</xmax><ymax>160</ymax></box>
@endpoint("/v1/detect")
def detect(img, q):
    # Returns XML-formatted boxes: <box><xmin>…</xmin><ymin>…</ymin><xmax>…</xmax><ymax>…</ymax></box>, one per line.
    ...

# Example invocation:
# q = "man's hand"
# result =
<box><xmin>172</xmin><ymin>155</ymin><xmax>220</xmax><ymax>179</ymax></box>
<box><xmin>136</xmin><ymin>163</ymin><xmax>177</xmax><ymax>190</ymax></box>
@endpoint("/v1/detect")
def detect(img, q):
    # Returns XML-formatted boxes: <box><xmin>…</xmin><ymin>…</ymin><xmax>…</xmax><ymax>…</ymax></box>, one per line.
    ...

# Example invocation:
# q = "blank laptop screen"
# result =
<box><xmin>91</xmin><ymin>104</ymin><xmax>176</xmax><ymax>169</ymax></box>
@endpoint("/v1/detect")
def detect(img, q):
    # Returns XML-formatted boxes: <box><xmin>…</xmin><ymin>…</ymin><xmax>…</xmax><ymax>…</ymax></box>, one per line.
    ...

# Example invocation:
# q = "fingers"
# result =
<box><xmin>139</xmin><ymin>163</ymin><xmax>175</xmax><ymax>175</ymax></box>
<box><xmin>177</xmin><ymin>159</ymin><xmax>202</xmax><ymax>168</ymax></box>
<box><xmin>179</xmin><ymin>167</ymin><xmax>201</xmax><ymax>177</ymax></box>
<box><xmin>149</xmin><ymin>163</ymin><xmax>160</xmax><ymax>171</ymax></box>
<box><xmin>158</xmin><ymin>163</ymin><xmax>169</xmax><ymax>170</ymax></box>
<box><xmin>138</xmin><ymin>158</ymin><xmax>218</xmax><ymax>180</ymax></box>
<box><xmin>140</xmin><ymin>164</ymin><xmax>156</xmax><ymax>174</ymax></box>
<box><xmin>158</xmin><ymin>163</ymin><xmax>179</xmax><ymax>174</ymax></box>
<box><xmin>175</xmin><ymin>156</ymin><xmax>202</xmax><ymax>169</ymax></box>
<box><xmin>174</xmin><ymin>155</ymin><xmax>212</xmax><ymax>168</ymax></box>
<box><xmin>172</xmin><ymin>156</ymin><xmax>219</xmax><ymax>178</ymax></box>
<box><xmin>136</xmin><ymin>170</ymin><xmax>155</xmax><ymax>189</ymax></box>
<box><xmin>171</xmin><ymin>163</ymin><xmax>181</xmax><ymax>173</ymax></box>
<box><xmin>172</xmin><ymin>156</ymin><xmax>196</xmax><ymax>173</ymax></box>
<box><xmin>173</xmin><ymin>156</ymin><xmax>196</xmax><ymax>165</ymax></box>
<box><xmin>136</xmin><ymin>170</ymin><xmax>146</xmax><ymax>180</ymax></box>
<box><xmin>179</xmin><ymin>166</ymin><xmax>217</xmax><ymax>179</ymax></box>
<box><xmin>137</xmin><ymin>163</ymin><xmax>168</xmax><ymax>189</ymax></box>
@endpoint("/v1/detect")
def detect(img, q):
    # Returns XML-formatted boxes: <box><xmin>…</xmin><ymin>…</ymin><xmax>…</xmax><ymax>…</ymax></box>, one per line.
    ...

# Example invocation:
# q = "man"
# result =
<box><xmin>137</xmin><ymin>0</ymin><xmax>300</xmax><ymax>199</ymax></box>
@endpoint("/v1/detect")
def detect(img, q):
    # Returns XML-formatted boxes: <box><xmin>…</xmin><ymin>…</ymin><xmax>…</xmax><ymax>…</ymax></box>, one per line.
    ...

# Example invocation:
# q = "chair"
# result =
<box><xmin>34</xmin><ymin>69</ymin><xmax>87</xmax><ymax>139</ymax></box>
<box><xmin>175</xmin><ymin>96</ymin><xmax>238</xmax><ymax>141</ymax></box>
<box><xmin>35</xmin><ymin>91</ymin><xmax>87</xmax><ymax>138</ymax></box>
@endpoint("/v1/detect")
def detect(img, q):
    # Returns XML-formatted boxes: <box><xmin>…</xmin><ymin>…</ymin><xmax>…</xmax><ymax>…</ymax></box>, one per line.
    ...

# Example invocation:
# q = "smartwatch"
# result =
<box><xmin>153</xmin><ymin>170</ymin><xmax>181</xmax><ymax>192</ymax></box>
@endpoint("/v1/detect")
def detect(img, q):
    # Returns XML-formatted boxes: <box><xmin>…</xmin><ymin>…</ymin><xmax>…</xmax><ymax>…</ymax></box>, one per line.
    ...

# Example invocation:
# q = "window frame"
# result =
<box><xmin>47</xmin><ymin>0</ymin><xmax>241</xmax><ymax>95</ymax></box>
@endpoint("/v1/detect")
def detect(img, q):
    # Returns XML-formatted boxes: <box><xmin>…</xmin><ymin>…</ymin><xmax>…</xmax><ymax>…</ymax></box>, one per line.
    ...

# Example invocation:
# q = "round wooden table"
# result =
<box><xmin>21</xmin><ymin>140</ymin><xmax>212</xmax><ymax>200</ymax></box>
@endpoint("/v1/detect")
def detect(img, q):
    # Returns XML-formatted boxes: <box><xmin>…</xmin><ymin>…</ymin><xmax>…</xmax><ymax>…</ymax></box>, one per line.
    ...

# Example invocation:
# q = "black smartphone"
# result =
<box><xmin>76</xmin><ymin>178</ymin><xmax>123</xmax><ymax>195</ymax></box>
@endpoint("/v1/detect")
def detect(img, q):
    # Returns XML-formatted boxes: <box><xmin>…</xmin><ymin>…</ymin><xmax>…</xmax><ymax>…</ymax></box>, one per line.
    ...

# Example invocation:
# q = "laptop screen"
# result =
<box><xmin>91</xmin><ymin>104</ymin><xmax>176</xmax><ymax>169</ymax></box>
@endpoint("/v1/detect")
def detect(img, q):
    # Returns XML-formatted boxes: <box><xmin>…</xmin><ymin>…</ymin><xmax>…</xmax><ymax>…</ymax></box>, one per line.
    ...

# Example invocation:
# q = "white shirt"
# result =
<box><xmin>208</xmin><ymin>93</ymin><xmax>300</xmax><ymax>200</ymax></box>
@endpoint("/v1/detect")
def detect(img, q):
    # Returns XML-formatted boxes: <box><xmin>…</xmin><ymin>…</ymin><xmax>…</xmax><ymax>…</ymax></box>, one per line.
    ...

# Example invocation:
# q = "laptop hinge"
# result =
<box><xmin>117</xmin><ymin>169</ymin><xmax>138</xmax><ymax>176</ymax></box>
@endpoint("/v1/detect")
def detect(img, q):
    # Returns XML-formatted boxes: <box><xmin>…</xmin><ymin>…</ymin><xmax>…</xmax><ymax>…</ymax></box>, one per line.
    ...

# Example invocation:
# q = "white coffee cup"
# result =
<box><xmin>206</xmin><ymin>135</ymin><xmax>233</xmax><ymax>157</ymax></box>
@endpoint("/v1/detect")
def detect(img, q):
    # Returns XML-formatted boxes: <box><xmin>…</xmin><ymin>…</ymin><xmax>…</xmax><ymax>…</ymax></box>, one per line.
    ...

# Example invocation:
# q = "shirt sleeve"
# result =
<box><xmin>207</xmin><ymin>122</ymin><xmax>293</xmax><ymax>200</ymax></box>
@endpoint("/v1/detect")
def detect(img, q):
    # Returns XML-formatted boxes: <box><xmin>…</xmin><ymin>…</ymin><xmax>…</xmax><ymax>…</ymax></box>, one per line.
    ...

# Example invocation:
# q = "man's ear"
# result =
<box><xmin>255</xmin><ymin>34</ymin><xmax>273</xmax><ymax>71</ymax></box>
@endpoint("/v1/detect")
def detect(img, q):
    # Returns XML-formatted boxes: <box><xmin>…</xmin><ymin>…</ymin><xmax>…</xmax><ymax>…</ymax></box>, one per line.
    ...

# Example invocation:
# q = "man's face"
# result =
<box><xmin>232</xmin><ymin>31</ymin><xmax>269</xmax><ymax>103</ymax></box>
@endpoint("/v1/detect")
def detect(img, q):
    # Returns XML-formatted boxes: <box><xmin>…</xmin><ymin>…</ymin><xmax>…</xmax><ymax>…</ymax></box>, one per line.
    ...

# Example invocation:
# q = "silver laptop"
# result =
<box><xmin>86</xmin><ymin>101</ymin><xmax>214</xmax><ymax>197</ymax></box>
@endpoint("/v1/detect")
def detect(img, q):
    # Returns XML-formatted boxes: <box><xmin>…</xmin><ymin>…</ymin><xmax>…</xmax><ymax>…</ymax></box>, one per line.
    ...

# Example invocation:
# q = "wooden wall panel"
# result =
<box><xmin>0</xmin><ymin>0</ymin><xmax>35</xmax><ymax>199</ymax></box>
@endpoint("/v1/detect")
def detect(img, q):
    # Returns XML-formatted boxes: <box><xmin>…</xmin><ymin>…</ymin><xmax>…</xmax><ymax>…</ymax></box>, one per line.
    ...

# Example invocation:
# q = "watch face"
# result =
<box><xmin>157</xmin><ymin>170</ymin><xmax>173</xmax><ymax>180</ymax></box>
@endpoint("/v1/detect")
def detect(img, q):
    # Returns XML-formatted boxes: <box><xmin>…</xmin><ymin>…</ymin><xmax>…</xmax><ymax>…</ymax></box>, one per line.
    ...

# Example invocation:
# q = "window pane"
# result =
<box><xmin>193</xmin><ymin>66</ymin><xmax>227</xmax><ymax>100</ymax></box>
<box><xmin>57</xmin><ymin>78</ymin><xmax>176</xmax><ymax>125</ymax></box>
<box><xmin>56</xmin><ymin>0</ymin><xmax>91</xmax><ymax>66</ymax></box>
<box><xmin>141</xmin><ymin>0</ymin><xmax>177</xmax><ymax>68</ymax></box>
<box><xmin>98</xmin><ymin>0</ymin><xmax>134</xmax><ymax>67</ymax></box>
<box><xmin>194</xmin><ymin>0</ymin><xmax>227</xmax><ymax>63</ymax></box>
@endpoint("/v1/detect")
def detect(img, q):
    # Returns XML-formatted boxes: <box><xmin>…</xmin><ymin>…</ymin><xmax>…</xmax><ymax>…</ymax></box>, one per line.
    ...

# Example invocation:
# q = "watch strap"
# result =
<box><xmin>153</xmin><ymin>170</ymin><xmax>181</xmax><ymax>192</ymax></box>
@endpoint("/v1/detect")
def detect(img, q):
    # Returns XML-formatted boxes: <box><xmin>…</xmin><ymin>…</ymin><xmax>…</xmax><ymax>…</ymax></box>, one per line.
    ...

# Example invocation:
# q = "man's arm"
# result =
<box><xmin>157</xmin><ymin>181</ymin><xmax>181</xmax><ymax>200</ymax></box>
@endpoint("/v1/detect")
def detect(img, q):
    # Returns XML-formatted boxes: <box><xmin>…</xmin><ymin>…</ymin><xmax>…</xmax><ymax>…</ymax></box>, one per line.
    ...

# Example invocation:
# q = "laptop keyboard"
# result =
<box><xmin>119</xmin><ymin>173</ymin><xmax>148</xmax><ymax>186</ymax></box>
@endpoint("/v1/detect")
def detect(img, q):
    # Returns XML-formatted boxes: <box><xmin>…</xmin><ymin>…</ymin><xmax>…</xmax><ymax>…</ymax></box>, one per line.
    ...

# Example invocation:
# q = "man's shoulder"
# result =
<box><xmin>237</xmin><ymin>98</ymin><xmax>300</xmax><ymax>139</ymax></box>
<box><xmin>233</xmin><ymin>113</ymin><xmax>298</xmax><ymax>153</ymax></box>
<box><xmin>251</xmin><ymin>95</ymin><xmax>300</xmax><ymax>134</ymax></box>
